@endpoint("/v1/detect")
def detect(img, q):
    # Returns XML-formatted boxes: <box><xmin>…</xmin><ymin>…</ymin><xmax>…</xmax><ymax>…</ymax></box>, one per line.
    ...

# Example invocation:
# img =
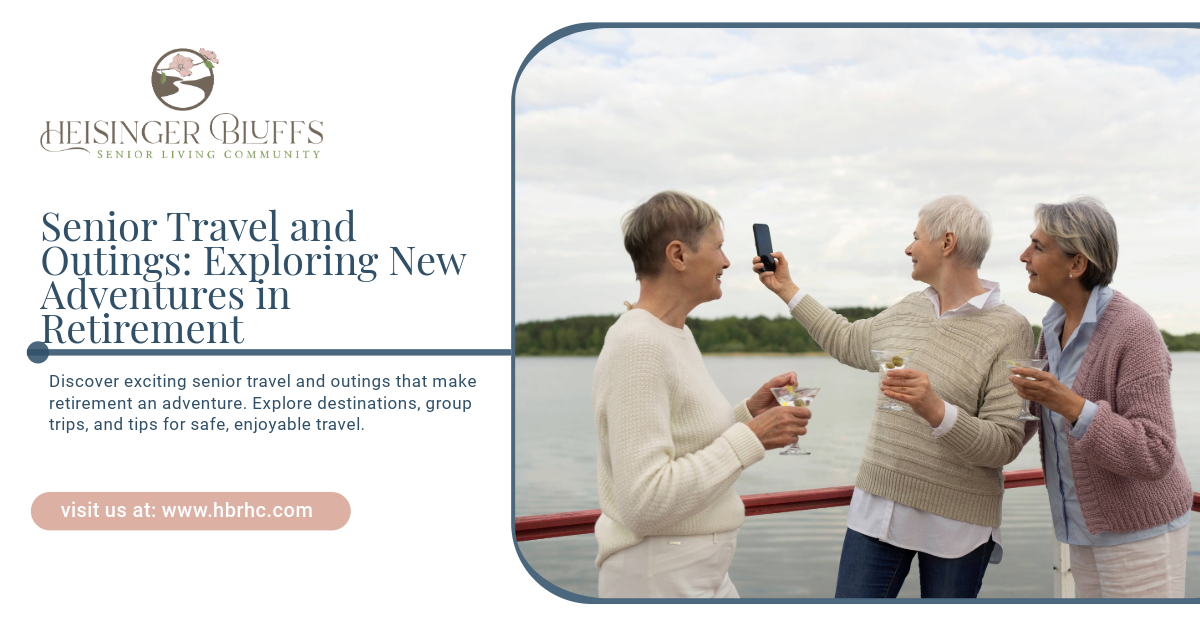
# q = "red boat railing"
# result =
<box><xmin>516</xmin><ymin>468</ymin><xmax>1200</xmax><ymax>542</ymax></box>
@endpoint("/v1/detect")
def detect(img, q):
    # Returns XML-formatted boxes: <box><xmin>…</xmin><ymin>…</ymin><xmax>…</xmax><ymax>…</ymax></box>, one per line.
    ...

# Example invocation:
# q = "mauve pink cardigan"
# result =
<box><xmin>1022</xmin><ymin>291</ymin><xmax>1192</xmax><ymax>534</ymax></box>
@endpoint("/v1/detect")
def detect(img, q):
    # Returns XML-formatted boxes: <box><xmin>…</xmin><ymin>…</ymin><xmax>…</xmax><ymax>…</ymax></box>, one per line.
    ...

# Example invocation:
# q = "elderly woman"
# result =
<box><xmin>754</xmin><ymin>195</ymin><xmax>1033</xmax><ymax>598</ymax></box>
<box><xmin>1011</xmin><ymin>197</ymin><xmax>1191</xmax><ymax>598</ymax></box>
<box><xmin>594</xmin><ymin>191</ymin><xmax>812</xmax><ymax>598</ymax></box>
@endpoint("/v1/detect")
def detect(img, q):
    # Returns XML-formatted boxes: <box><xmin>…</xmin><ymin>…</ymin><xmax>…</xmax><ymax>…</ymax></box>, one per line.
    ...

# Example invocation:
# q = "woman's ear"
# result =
<box><xmin>664</xmin><ymin>240</ymin><xmax>687</xmax><ymax>272</ymax></box>
<box><xmin>941</xmin><ymin>231</ymin><xmax>958</xmax><ymax>258</ymax></box>
<box><xmin>1070</xmin><ymin>254</ymin><xmax>1088</xmax><ymax>279</ymax></box>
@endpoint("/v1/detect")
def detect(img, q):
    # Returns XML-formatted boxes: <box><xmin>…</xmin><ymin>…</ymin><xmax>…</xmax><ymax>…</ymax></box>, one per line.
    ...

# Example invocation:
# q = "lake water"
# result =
<box><xmin>515</xmin><ymin>353</ymin><xmax>1200</xmax><ymax>598</ymax></box>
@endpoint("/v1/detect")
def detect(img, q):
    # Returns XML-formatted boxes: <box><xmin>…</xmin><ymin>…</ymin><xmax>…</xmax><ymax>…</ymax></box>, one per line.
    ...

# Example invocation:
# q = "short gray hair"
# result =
<box><xmin>1034</xmin><ymin>196</ymin><xmax>1118</xmax><ymax>289</ymax></box>
<box><xmin>917</xmin><ymin>195</ymin><xmax>992</xmax><ymax>269</ymax></box>
<box><xmin>622</xmin><ymin>191</ymin><xmax>722</xmax><ymax>279</ymax></box>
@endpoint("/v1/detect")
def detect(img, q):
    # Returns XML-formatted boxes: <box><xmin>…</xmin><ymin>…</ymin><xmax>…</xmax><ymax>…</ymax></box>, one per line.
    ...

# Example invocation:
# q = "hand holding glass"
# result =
<box><xmin>770</xmin><ymin>386</ymin><xmax>819</xmax><ymax>456</ymax></box>
<box><xmin>1004</xmin><ymin>358</ymin><xmax>1049</xmax><ymax>421</ymax></box>
<box><xmin>872</xmin><ymin>349</ymin><xmax>917</xmax><ymax>411</ymax></box>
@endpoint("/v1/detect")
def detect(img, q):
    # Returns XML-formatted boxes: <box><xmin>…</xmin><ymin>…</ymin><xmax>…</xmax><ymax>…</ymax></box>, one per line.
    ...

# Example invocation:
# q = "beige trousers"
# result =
<box><xmin>1070</xmin><ymin>523</ymin><xmax>1189</xmax><ymax>598</ymax></box>
<box><xmin>598</xmin><ymin>529</ymin><xmax>739</xmax><ymax>598</ymax></box>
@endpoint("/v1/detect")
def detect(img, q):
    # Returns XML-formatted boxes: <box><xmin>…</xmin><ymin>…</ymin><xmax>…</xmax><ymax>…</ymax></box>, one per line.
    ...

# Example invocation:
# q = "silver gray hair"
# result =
<box><xmin>1034</xmin><ymin>196</ymin><xmax>1118</xmax><ymax>289</ymax></box>
<box><xmin>917</xmin><ymin>195</ymin><xmax>992</xmax><ymax>269</ymax></box>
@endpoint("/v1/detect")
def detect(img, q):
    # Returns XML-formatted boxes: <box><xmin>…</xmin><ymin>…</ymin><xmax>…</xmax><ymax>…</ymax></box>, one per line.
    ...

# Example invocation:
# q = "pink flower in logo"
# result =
<box><xmin>171</xmin><ymin>54</ymin><xmax>194</xmax><ymax>77</ymax></box>
<box><xmin>199</xmin><ymin>48</ymin><xmax>219</xmax><ymax>64</ymax></box>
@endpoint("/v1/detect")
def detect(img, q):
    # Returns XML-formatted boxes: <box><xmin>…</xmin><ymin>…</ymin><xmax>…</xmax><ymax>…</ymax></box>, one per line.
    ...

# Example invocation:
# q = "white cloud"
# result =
<box><xmin>516</xmin><ymin>28</ymin><xmax>1200</xmax><ymax>333</ymax></box>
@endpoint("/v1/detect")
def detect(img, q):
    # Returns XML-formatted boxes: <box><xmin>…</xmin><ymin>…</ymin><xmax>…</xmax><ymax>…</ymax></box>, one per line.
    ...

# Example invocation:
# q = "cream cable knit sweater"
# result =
<box><xmin>791</xmin><ymin>292</ymin><xmax>1034</xmax><ymax>527</ymax></box>
<box><xmin>593</xmin><ymin>309</ymin><xmax>765</xmax><ymax>568</ymax></box>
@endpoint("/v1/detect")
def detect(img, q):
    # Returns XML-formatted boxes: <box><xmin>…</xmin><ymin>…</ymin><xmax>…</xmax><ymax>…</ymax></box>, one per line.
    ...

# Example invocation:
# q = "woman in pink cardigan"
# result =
<box><xmin>1009</xmin><ymin>197</ymin><xmax>1192</xmax><ymax>598</ymax></box>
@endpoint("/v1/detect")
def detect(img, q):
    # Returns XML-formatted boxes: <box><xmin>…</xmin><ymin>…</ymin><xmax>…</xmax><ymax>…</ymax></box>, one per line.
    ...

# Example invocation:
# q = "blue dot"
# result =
<box><xmin>27</xmin><ymin>341</ymin><xmax>49</xmax><ymax>364</ymax></box>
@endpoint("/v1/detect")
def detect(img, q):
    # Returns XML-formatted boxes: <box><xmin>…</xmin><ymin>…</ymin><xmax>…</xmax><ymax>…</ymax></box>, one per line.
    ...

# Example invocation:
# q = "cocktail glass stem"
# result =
<box><xmin>780</xmin><ymin>399</ymin><xmax>811</xmax><ymax>455</ymax></box>
<box><xmin>1003</xmin><ymin>358</ymin><xmax>1048</xmax><ymax>421</ymax></box>
<box><xmin>780</xmin><ymin>440</ymin><xmax>810</xmax><ymax>455</ymax></box>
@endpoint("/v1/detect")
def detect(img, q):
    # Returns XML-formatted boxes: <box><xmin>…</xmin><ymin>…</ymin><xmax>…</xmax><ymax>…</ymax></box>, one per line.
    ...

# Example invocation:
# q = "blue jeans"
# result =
<box><xmin>834</xmin><ymin>528</ymin><xmax>995</xmax><ymax>598</ymax></box>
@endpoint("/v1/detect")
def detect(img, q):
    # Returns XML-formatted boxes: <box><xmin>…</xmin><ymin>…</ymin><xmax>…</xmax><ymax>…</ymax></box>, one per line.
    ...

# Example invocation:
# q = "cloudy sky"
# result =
<box><xmin>515</xmin><ymin>28</ymin><xmax>1200</xmax><ymax>333</ymax></box>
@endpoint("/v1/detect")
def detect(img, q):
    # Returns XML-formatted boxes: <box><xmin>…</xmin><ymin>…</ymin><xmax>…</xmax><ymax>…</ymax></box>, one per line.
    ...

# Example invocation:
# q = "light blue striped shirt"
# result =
<box><xmin>1040</xmin><ymin>284</ymin><xmax>1190</xmax><ymax>545</ymax></box>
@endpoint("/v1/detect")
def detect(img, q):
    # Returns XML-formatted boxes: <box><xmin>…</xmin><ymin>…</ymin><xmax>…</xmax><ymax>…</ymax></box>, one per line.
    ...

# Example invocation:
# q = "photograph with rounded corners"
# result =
<box><xmin>513</xmin><ymin>26</ymin><xmax>1200</xmax><ymax>601</ymax></box>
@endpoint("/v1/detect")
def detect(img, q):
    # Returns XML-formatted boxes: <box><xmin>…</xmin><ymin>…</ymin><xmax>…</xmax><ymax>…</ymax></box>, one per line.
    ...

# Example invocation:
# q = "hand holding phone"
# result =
<box><xmin>753</xmin><ymin>224</ymin><xmax>776</xmax><ymax>273</ymax></box>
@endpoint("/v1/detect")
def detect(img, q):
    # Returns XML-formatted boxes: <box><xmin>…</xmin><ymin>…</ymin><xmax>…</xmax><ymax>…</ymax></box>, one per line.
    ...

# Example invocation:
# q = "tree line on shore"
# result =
<box><xmin>516</xmin><ymin>310</ymin><xmax>1200</xmax><ymax>355</ymax></box>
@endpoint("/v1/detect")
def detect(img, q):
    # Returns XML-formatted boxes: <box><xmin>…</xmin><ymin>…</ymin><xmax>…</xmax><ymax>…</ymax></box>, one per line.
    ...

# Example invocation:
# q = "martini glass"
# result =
<box><xmin>871</xmin><ymin>349</ymin><xmax>917</xmax><ymax>411</ymax></box>
<box><xmin>770</xmin><ymin>386</ymin><xmax>819</xmax><ymax>456</ymax></box>
<box><xmin>1003</xmin><ymin>358</ymin><xmax>1050</xmax><ymax>421</ymax></box>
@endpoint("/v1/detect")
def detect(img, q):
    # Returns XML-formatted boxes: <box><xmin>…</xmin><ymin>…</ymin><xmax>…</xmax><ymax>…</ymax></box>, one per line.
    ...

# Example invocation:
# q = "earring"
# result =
<box><xmin>1069</xmin><ymin>274</ymin><xmax>1073</xmax><ymax>278</ymax></box>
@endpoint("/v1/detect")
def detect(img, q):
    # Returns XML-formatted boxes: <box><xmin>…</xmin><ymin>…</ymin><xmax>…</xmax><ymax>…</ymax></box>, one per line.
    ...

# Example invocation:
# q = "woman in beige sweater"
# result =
<box><xmin>594</xmin><ymin>191</ymin><xmax>811</xmax><ymax>598</ymax></box>
<box><xmin>754</xmin><ymin>195</ymin><xmax>1034</xmax><ymax>598</ymax></box>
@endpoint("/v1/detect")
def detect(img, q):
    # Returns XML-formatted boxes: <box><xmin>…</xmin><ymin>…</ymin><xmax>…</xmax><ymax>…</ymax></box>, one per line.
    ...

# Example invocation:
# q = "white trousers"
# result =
<box><xmin>598</xmin><ymin>529</ymin><xmax>739</xmax><ymax>598</ymax></box>
<box><xmin>1070</xmin><ymin>523</ymin><xmax>1189</xmax><ymax>598</ymax></box>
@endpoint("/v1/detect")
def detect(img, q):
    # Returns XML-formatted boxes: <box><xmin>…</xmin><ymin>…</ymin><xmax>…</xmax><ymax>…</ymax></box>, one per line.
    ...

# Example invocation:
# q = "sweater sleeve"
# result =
<box><xmin>604</xmin><ymin>333</ymin><xmax>764</xmax><ymax>536</ymax></box>
<box><xmin>1022</xmin><ymin>415</ymin><xmax>1041</xmax><ymax>446</ymax></box>
<box><xmin>937</xmin><ymin>321</ymin><xmax>1031</xmax><ymax>468</ymax></box>
<box><xmin>1074</xmin><ymin>325</ymin><xmax>1178</xmax><ymax>481</ymax></box>
<box><xmin>734</xmin><ymin>399</ymin><xmax>755</xmax><ymax>424</ymax></box>
<box><xmin>789</xmin><ymin>293</ymin><xmax>877</xmax><ymax>372</ymax></box>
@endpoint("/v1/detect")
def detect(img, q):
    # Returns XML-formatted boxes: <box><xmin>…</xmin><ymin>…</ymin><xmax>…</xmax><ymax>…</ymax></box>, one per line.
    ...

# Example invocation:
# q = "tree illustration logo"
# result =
<box><xmin>151</xmin><ymin>48</ymin><xmax>220</xmax><ymax>111</ymax></box>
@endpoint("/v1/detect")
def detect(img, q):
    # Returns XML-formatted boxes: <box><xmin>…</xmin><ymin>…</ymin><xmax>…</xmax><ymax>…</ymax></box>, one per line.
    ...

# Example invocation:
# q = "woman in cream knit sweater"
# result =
<box><xmin>754</xmin><ymin>195</ymin><xmax>1034</xmax><ymax>598</ymax></box>
<box><xmin>594</xmin><ymin>191</ymin><xmax>811</xmax><ymax>598</ymax></box>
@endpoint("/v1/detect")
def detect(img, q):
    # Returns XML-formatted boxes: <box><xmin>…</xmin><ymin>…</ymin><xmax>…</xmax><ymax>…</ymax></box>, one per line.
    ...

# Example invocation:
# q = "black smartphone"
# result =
<box><xmin>753</xmin><ymin>224</ymin><xmax>776</xmax><ymax>273</ymax></box>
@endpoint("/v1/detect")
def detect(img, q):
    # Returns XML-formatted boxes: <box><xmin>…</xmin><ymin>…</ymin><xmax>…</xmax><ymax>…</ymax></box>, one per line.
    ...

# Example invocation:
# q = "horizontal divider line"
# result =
<box><xmin>45</xmin><ymin>349</ymin><xmax>512</xmax><ymax>356</ymax></box>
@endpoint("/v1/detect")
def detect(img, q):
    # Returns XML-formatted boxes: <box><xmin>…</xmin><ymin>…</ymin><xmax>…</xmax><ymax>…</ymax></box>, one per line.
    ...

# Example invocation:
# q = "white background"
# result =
<box><xmin>1</xmin><ymin>2</ymin><xmax>1194</xmax><ymax>626</ymax></box>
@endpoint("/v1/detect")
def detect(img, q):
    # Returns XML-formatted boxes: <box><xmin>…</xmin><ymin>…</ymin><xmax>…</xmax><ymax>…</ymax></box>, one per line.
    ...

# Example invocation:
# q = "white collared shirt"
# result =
<box><xmin>787</xmin><ymin>279</ymin><xmax>1006</xmax><ymax>562</ymax></box>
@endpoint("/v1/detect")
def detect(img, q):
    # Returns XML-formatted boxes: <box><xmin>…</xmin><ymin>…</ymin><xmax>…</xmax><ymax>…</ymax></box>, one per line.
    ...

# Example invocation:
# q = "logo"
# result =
<box><xmin>152</xmin><ymin>48</ymin><xmax>219</xmax><ymax>111</ymax></box>
<box><xmin>41</xmin><ymin>47</ymin><xmax>325</xmax><ymax>159</ymax></box>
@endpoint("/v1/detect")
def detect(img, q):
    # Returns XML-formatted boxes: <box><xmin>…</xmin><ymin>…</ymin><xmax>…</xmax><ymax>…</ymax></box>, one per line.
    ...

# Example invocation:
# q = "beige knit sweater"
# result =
<box><xmin>791</xmin><ymin>292</ymin><xmax>1034</xmax><ymax>527</ymax></box>
<box><xmin>592</xmin><ymin>309</ymin><xmax>765</xmax><ymax>568</ymax></box>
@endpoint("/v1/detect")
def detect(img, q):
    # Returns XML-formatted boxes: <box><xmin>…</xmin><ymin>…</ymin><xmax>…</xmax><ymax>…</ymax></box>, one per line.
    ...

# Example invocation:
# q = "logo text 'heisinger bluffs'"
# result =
<box><xmin>40</xmin><ymin>47</ymin><xmax>324</xmax><ymax>160</ymax></box>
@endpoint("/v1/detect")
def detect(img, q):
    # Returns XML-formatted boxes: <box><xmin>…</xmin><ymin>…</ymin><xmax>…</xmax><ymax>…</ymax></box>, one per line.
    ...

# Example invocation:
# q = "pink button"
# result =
<box><xmin>32</xmin><ymin>492</ymin><xmax>350</xmax><ymax>530</ymax></box>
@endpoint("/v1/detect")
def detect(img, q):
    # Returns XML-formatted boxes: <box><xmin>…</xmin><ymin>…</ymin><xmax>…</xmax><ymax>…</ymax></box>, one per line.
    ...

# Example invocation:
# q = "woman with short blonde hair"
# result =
<box><xmin>594</xmin><ymin>191</ymin><xmax>812</xmax><ymax>598</ymax></box>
